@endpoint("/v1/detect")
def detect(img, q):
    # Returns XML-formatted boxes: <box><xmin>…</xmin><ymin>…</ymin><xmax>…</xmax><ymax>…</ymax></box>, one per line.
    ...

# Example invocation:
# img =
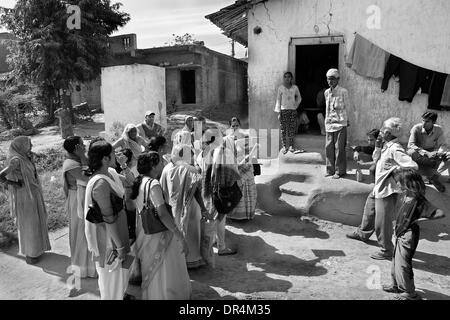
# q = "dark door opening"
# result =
<box><xmin>295</xmin><ymin>44</ymin><xmax>339</xmax><ymax>134</ymax></box>
<box><xmin>180</xmin><ymin>70</ymin><xmax>196</xmax><ymax>104</ymax></box>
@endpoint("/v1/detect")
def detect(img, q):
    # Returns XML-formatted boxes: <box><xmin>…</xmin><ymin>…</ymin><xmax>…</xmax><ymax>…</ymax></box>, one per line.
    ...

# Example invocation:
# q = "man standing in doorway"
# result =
<box><xmin>324</xmin><ymin>69</ymin><xmax>350</xmax><ymax>179</ymax></box>
<box><xmin>347</xmin><ymin>117</ymin><xmax>418</xmax><ymax>260</ymax></box>
<box><xmin>407</xmin><ymin>111</ymin><xmax>450</xmax><ymax>192</ymax></box>
<box><xmin>137</xmin><ymin>111</ymin><xmax>165</xmax><ymax>142</ymax></box>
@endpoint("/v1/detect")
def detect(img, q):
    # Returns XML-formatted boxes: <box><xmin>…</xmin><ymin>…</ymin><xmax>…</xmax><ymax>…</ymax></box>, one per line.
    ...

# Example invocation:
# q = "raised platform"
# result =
<box><xmin>255</xmin><ymin>134</ymin><xmax>450</xmax><ymax>231</ymax></box>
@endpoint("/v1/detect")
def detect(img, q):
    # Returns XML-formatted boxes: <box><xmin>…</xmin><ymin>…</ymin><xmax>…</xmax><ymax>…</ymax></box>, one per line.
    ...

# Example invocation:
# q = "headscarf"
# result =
<box><xmin>121</xmin><ymin>124</ymin><xmax>144</xmax><ymax>158</ymax></box>
<box><xmin>6</xmin><ymin>136</ymin><xmax>39</xmax><ymax>199</ymax></box>
<box><xmin>160</xmin><ymin>144</ymin><xmax>201</xmax><ymax>232</ymax></box>
<box><xmin>203</xmin><ymin>140</ymin><xmax>240</xmax><ymax>197</ymax></box>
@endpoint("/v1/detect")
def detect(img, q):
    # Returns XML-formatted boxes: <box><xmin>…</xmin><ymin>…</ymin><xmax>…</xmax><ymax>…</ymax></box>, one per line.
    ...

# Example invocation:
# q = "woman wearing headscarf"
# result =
<box><xmin>62</xmin><ymin>136</ymin><xmax>96</xmax><ymax>281</ymax></box>
<box><xmin>174</xmin><ymin>116</ymin><xmax>195</xmax><ymax>147</ymax></box>
<box><xmin>198</xmin><ymin>131</ymin><xmax>239</xmax><ymax>256</ymax></box>
<box><xmin>112</xmin><ymin>124</ymin><xmax>147</xmax><ymax>176</ymax></box>
<box><xmin>160</xmin><ymin>144</ymin><xmax>210</xmax><ymax>269</ymax></box>
<box><xmin>130</xmin><ymin>152</ymin><xmax>191</xmax><ymax>299</ymax></box>
<box><xmin>0</xmin><ymin>136</ymin><xmax>51</xmax><ymax>264</ymax></box>
<box><xmin>84</xmin><ymin>140</ymin><xmax>134</xmax><ymax>300</ymax></box>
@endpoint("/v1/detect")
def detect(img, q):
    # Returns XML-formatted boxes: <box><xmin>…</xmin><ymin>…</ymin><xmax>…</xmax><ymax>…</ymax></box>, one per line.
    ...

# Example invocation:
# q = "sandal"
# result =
<box><xmin>218</xmin><ymin>248</ymin><xmax>237</xmax><ymax>256</ymax></box>
<box><xmin>394</xmin><ymin>293</ymin><xmax>422</xmax><ymax>300</ymax></box>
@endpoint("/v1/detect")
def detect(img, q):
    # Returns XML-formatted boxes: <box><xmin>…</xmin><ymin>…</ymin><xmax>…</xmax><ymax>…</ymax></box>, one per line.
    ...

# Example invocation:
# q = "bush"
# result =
<box><xmin>33</xmin><ymin>147</ymin><xmax>65</xmax><ymax>173</ymax></box>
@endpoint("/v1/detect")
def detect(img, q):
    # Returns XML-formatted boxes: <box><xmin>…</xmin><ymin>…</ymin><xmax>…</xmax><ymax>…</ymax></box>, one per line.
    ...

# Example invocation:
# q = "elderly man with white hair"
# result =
<box><xmin>347</xmin><ymin>117</ymin><xmax>418</xmax><ymax>260</ymax></box>
<box><xmin>324</xmin><ymin>68</ymin><xmax>350</xmax><ymax>179</ymax></box>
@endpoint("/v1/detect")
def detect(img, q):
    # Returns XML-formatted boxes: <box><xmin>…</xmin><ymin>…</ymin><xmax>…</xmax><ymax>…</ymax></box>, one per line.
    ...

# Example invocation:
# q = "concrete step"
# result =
<box><xmin>278</xmin><ymin>193</ymin><xmax>310</xmax><ymax>215</ymax></box>
<box><xmin>279</xmin><ymin>181</ymin><xmax>308</xmax><ymax>196</ymax></box>
<box><xmin>279</xmin><ymin>151</ymin><xmax>324</xmax><ymax>165</ymax></box>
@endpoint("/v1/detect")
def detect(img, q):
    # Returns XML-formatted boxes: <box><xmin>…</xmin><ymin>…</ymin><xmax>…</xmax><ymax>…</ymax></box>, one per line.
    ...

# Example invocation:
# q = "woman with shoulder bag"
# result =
<box><xmin>130</xmin><ymin>152</ymin><xmax>191</xmax><ymax>300</ymax></box>
<box><xmin>84</xmin><ymin>141</ymin><xmax>134</xmax><ymax>300</ymax></box>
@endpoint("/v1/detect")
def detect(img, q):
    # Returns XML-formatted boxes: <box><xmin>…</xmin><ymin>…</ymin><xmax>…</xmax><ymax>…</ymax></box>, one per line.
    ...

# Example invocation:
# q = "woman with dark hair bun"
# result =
<box><xmin>131</xmin><ymin>151</ymin><xmax>191</xmax><ymax>299</ymax></box>
<box><xmin>62</xmin><ymin>136</ymin><xmax>96</xmax><ymax>285</ymax></box>
<box><xmin>148</xmin><ymin>135</ymin><xmax>171</xmax><ymax>165</ymax></box>
<box><xmin>84</xmin><ymin>140</ymin><xmax>135</xmax><ymax>300</ymax></box>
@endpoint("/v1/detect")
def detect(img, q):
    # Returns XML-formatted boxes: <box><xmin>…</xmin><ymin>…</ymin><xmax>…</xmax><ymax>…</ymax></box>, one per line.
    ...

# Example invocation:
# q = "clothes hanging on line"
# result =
<box><xmin>428</xmin><ymin>72</ymin><xmax>448</xmax><ymax>110</ymax></box>
<box><xmin>440</xmin><ymin>75</ymin><xmax>450</xmax><ymax>107</ymax></box>
<box><xmin>381</xmin><ymin>54</ymin><xmax>433</xmax><ymax>103</ymax></box>
<box><xmin>346</xmin><ymin>33</ymin><xmax>389</xmax><ymax>79</ymax></box>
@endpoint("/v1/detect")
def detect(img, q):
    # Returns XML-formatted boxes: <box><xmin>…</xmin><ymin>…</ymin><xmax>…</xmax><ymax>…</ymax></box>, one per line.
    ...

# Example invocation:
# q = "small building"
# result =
<box><xmin>103</xmin><ymin>38</ymin><xmax>248</xmax><ymax>123</ymax></box>
<box><xmin>207</xmin><ymin>0</ymin><xmax>450</xmax><ymax>149</ymax></box>
<box><xmin>70</xmin><ymin>34</ymin><xmax>138</xmax><ymax>111</ymax></box>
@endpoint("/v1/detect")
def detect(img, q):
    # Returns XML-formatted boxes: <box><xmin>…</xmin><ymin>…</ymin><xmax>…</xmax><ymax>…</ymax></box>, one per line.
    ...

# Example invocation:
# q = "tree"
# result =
<box><xmin>0</xmin><ymin>0</ymin><xmax>130</xmax><ymax>130</ymax></box>
<box><xmin>164</xmin><ymin>33</ymin><xmax>198</xmax><ymax>46</ymax></box>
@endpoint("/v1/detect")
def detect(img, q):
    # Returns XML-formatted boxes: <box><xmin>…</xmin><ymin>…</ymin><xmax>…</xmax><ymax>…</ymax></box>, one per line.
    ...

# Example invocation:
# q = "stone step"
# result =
<box><xmin>278</xmin><ymin>181</ymin><xmax>309</xmax><ymax>196</ymax></box>
<box><xmin>279</xmin><ymin>151</ymin><xmax>324</xmax><ymax>165</ymax></box>
<box><xmin>278</xmin><ymin>193</ymin><xmax>311</xmax><ymax>216</ymax></box>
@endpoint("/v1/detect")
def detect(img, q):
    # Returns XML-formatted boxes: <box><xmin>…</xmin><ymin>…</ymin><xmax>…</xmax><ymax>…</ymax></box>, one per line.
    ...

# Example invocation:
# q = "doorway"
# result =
<box><xmin>294</xmin><ymin>42</ymin><xmax>339</xmax><ymax>134</ymax></box>
<box><xmin>180</xmin><ymin>70</ymin><xmax>196</xmax><ymax>104</ymax></box>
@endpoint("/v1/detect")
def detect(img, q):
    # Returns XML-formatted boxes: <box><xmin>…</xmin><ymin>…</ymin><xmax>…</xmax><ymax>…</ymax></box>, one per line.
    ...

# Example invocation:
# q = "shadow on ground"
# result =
<box><xmin>227</xmin><ymin>212</ymin><xmax>330</xmax><ymax>239</ymax></box>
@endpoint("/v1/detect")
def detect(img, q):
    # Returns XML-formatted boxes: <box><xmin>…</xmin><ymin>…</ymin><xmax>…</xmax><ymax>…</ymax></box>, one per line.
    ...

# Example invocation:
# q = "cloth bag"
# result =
<box><xmin>200</xmin><ymin>218</ymin><xmax>216</xmax><ymax>268</ymax></box>
<box><xmin>212</xmin><ymin>181</ymin><xmax>243</xmax><ymax>214</ymax></box>
<box><xmin>140</xmin><ymin>179</ymin><xmax>168</xmax><ymax>235</ymax></box>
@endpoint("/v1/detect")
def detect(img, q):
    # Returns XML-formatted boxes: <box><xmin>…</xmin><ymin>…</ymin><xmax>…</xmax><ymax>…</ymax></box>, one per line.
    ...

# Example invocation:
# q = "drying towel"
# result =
<box><xmin>440</xmin><ymin>75</ymin><xmax>450</xmax><ymax>107</ymax></box>
<box><xmin>428</xmin><ymin>72</ymin><xmax>448</xmax><ymax>110</ymax></box>
<box><xmin>346</xmin><ymin>33</ymin><xmax>389</xmax><ymax>79</ymax></box>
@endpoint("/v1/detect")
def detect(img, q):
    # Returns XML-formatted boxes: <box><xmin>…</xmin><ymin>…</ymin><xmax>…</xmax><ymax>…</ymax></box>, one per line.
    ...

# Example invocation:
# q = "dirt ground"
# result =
<box><xmin>0</xmin><ymin>114</ymin><xmax>105</xmax><ymax>153</ymax></box>
<box><xmin>1</xmin><ymin>210</ymin><xmax>449</xmax><ymax>300</ymax></box>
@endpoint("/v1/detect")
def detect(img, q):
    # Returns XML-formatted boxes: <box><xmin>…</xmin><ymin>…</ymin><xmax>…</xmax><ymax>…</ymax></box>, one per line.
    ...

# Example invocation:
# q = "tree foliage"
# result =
<box><xmin>0</xmin><ymin>0</ymin><xmax>130</xmax><ymax>121</ymax></box>
<box><xmin>164</xmin><ymin>33</ymin><xmax>198</xmax><ymax>46</ymax></box>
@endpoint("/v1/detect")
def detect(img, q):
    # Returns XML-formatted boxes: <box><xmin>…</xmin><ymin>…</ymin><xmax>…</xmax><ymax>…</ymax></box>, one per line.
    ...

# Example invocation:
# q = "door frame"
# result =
<box><xmin>288</xmin><ymin>34</ymin><xmax>345</xmax><ymax>81</ymax></box>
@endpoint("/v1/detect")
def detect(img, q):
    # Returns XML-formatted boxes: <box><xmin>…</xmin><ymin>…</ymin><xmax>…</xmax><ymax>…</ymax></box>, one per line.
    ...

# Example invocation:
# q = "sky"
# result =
<box><xmin>0</xmin><ymin>0</ymin><xmax>247</xmax><ymax>58</ymax></box>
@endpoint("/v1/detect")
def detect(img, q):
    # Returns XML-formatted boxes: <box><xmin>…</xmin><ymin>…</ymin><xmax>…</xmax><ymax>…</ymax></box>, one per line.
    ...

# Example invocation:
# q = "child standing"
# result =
<box><xmin>383</xmin><ymin>168</ymin><xmax>445</xmax><ymax>300</ymax></box>
<box><xmin>274</xmin><ymin>72</ymin><xmax>304</xmax><ymax>154</ymax></box>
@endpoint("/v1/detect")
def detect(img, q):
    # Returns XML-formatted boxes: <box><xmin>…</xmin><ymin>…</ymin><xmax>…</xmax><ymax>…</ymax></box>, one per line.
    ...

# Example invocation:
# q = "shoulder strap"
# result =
<box><xmin>143</xmin><ymin>177</ymin><xmax>154</xmax><ymax>207</ymax></box>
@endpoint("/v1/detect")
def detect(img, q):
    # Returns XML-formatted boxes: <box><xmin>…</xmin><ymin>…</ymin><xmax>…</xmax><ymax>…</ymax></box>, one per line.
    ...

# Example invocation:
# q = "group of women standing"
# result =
<box><xmin>0</xmin><ymin>114</ymin><xmax>258</xmax><ymax>300</ymax></box>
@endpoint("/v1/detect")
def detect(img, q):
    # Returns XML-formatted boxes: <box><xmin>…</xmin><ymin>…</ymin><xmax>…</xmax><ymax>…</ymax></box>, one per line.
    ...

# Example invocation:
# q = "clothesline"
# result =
<box><xmin>346</xmin><ymin>33</ymin><xmax>450</xmax><ymax>110</ymax></box>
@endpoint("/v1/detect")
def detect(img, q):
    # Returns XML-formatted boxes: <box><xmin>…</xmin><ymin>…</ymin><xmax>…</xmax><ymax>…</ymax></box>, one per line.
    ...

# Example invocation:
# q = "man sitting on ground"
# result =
<box><xmin>407</xmin><ymin>111</ymin><xmax>450</xmax><ymax>192</ymax></box>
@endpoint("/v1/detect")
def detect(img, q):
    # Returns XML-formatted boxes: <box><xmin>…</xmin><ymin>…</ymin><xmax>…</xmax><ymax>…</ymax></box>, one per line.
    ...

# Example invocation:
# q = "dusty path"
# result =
<box><xmin>1</xmin><ymin>210</ymin><xmax>449</xmax><ymax>300</ymax></box>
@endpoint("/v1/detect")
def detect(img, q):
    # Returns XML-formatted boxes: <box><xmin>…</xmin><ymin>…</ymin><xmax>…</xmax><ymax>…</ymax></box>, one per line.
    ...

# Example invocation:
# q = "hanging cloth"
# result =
<box><xmin>440</xmin><ymin>75</ymin><xmax>450</xmax><ymax>107</ymax></box>
<box><xmin>428</xmin><ymin>71</ymin><xmax>448</xmax><ymax>110</ymax></box>
<box><xmin>346</xmin><ymin>33</ymin><xmax>389</xmax><ymax>79</ymax></box>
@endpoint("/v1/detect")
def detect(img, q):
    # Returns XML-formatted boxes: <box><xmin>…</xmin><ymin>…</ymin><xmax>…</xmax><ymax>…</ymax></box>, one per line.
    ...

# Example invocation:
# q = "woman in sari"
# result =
<box><xmin>62</xmin><ymin>136</ymin><xmax>96</xmax><ymax>280</ymax></box>
<box><xmin>112</xmin><ymin>124</ymin><xmax>147</xmax><ymax>176</ymax></box>
<box><xmin>0</xmin><ymin>136</ymin><xmax>51</xmax><ymax>264</ymax></box>
<box><xmin>174</xmin><ymin>116</ymin><xmax>194</xmax><ymax>147</ymax></box>
<box><xmin>130</xmin><ymin>152</ymin><xmax>191</xmax><ymax>300</ymax></box>
<box><xmin>226</xmin><ymin>118</ymin><xmax>258</xmax><ymax>221</ymax></box>
<box><xmin>197</xmin><ymin>131</ymin><xmax>239</xmax><ymax>256</ymax></box>
<box><xmin>84</xmin><ymin>140</ymin><xmax>134</xmax><ymax>300</ymax></box>
<box><xmin>160</xmin><ymin>144</ymin><xmax>211</xmax><ymax>269</ymax></box>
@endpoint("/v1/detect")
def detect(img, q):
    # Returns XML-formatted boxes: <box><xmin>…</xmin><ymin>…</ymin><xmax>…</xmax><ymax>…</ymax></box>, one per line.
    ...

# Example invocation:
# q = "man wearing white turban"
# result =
<box><xmin>324</xmin><ymin>69</ymin><xmax>350</xmax><ymax>179</ymax></box>
<box><xmin>347</xmin><ymin>117</ymin><xmax>418</xmax><ymax>260</ymax></box>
